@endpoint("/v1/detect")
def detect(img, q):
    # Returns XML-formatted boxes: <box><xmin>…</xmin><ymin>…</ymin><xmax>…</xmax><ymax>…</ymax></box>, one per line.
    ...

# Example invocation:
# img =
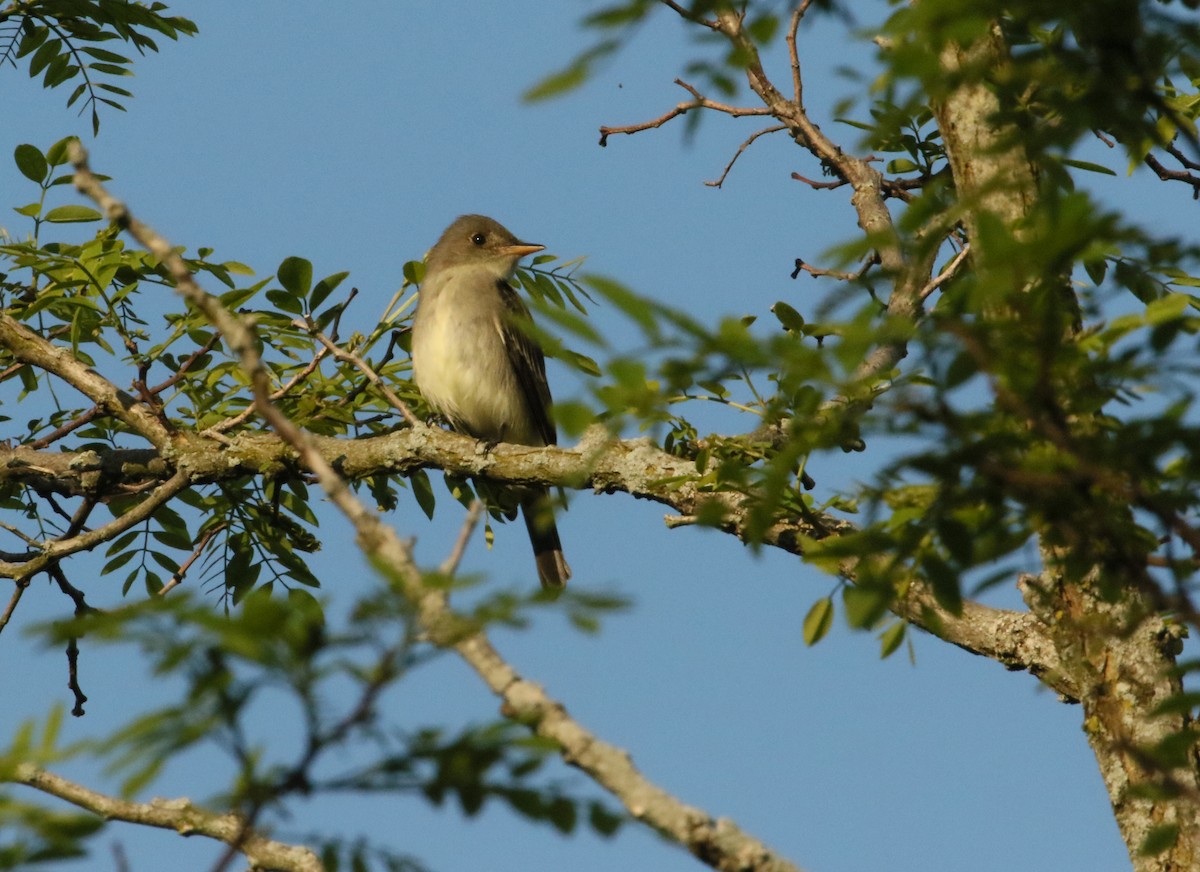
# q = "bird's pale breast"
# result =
<box><xmin>413</xmin><ymin>265</ymin><xmax>542</xmax><ymax>446</ymax></box>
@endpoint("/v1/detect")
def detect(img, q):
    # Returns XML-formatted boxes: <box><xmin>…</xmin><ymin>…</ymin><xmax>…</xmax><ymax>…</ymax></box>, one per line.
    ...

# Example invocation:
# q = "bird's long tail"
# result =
<box><xmin>521</xmin><ymin>489</ymin><xmax>571</xmax><ymax>590</ymax></box>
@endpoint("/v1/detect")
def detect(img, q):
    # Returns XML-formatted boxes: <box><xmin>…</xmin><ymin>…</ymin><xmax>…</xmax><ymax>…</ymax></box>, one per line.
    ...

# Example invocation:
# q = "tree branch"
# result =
<box><xmin>706</xmin><ymin>125</ymin><xmax>787</xmax><ymax>188</ymax></box>
<box><xmin>0</xmin><ymin>469</ymin><xmax>191</xmax><ymax>581</ymax></box>
<box><xmin>1143</xmin><ymin>150</ymin><xmax>1200</xmax><ymax>199</ymax></box>
<box><xmin>599</xmin><ymin>77</ymin><xmax>771</xmax><ymax>146</ymax></box>
<box><xmin>67</xmin><ymin>143</ymin><xmax>809</xmax><ymax>872</ymax></box>
<box><xmin>46</xmin><ymin>127</ymin><xmax>1090</xmax><ymax>868</ymax></box>
<box><xmin>9</xmin><ymin>765</ymin><xmax>323</xmax><ymax>872</ymax></box>
<box><xmin>0</xmin><ymin>314</ymin><xmax>173</xmax><ymax>449</ymax></box>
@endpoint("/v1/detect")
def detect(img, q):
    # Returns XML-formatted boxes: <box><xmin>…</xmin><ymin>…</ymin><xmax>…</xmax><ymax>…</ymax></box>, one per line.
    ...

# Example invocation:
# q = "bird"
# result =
<box><xmin>411</xmin><ymin>214</ymin><xmax>572</xmax><ymax>590</ymax></box>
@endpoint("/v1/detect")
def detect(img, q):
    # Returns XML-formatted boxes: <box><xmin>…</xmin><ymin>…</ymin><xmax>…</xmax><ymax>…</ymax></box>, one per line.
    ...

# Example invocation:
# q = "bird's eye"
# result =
<box><xmin>471</xmin><ymin>233</ymin><xmax>486</xmax><ymax>246</ymax></box>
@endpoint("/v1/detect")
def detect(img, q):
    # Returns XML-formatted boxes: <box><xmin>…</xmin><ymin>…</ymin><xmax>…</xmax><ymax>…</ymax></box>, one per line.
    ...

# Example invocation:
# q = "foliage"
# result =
<box><xmin>0</xmin><ymin>0</ymin><xmax>197</xmax><ymax>133</ymax></box>
<box><xmin>0</xmin><ymin>709</ymin><xmax>101</xmax><ymax>869</ymax></box>
<box><xmin>0</xmin><ymin>582</ymin><xmax>627</xmax><ymax>868</ymax></box>
<box><xmin>0</xmin><ymin>132</ymin><xmax>620</xmax><ymax>866</ymax></box>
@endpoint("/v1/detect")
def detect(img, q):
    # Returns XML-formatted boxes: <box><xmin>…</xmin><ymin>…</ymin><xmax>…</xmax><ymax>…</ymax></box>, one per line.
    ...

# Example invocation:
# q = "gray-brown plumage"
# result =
<box><xmin>411</xmin><ymin>214</ymin><xmax>571</xmax><ymax>589</ymax></box>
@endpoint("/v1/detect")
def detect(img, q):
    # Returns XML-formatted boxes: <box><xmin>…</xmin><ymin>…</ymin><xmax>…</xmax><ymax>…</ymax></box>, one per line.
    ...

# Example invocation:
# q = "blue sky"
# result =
<box><xmin>4</xmin><ymin>3</ymin><xmax>1195</xmax><ymax>871</ymax></box>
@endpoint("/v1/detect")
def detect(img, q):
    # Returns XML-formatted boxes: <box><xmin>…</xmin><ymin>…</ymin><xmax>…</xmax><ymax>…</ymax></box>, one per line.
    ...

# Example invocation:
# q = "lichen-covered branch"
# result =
<box><xmin>0</xmin><ymin>470</ymin><xmax>190</xmax><ymax>582</ymax></box>
<box><xmin>928</xmin><ymin>19</ymin><xmax>1200</xmax><ymax>872</ymax></box>
<box><xmin>0</xmin><ymin>418</ymin><xmax>1070</xmax><ymax>693</ymax></box>
<box><xmin>10</xmin><ymin>764</ymin><xmax>323</xmax><ymax>872</ymax></box>
<box><xmin>0</xmin><ymin>314</ymin><xmax>172</xmax><ymax>449</ymax></box>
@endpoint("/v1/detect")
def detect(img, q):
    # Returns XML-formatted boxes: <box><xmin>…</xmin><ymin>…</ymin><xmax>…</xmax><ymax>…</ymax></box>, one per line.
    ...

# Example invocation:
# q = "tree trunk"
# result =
<box><xmin>931</xmin><ymin>23</ymin><xmax>1200</xmax><ymax>871</ymax></box>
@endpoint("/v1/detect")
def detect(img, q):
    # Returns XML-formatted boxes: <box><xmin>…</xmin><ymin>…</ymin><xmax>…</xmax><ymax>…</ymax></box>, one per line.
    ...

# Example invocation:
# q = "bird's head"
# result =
<box><xmin>426</xmin><ymin>214</ymin><xmax>544</xmax><ymax>280</ymax></box>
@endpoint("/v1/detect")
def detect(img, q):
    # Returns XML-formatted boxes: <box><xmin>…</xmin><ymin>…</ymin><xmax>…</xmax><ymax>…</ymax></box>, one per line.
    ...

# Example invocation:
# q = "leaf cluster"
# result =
<box><xmin>0</xmin><ymin>0</ymin><xmax>198</xmax><ymax>132</ymax></box>
<box><xmin>16</xmin><ymin>585</ymin><xmax>624</xmax><ymax>854</ymax></box>
<box><xmin>0</xmin><ymin>708</ymin><xmax>101</xmax><ymax>870</ymax></box>
<box><xmin>880</xmin><ymin>0</ymin><xmax>1200</xmax><ymax>159</ymax></box>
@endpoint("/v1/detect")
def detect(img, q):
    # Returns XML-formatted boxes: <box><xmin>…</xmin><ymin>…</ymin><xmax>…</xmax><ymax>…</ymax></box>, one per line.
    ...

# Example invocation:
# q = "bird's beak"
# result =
<box><xmin>497</xmin><ymin>243</ymin><xmax>545</xmax><ymax>259</ymax></box>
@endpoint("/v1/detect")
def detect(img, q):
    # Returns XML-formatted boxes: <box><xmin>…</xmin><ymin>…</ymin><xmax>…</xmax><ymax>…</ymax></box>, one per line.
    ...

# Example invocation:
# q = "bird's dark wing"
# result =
<box><xmin>495</xmin><ymin>278</ymin><xmax>556</xmax><ymax>446</ymax></box>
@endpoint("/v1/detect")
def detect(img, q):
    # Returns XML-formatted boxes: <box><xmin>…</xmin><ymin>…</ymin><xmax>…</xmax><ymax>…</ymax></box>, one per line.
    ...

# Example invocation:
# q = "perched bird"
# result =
<box><xmin>411</xmin><ymin>214</ymin><xmax>571</xmax><ymax>589</ymax></box>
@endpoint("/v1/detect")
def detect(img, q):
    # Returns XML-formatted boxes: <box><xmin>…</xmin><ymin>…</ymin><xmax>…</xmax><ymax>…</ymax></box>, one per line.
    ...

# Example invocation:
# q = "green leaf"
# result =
<box><xmin>13</xmin><ymin>202</ymin><xmax>41</xmax><ymax>218</ymax></box>
<box><xmin>96</xmin><ymin>82</ymin><xmax>134</xmax><ymax>98</ymax></box>
<box><xmin>14</xmin><ymin>143</ymin><xmax>48</xmax><ymax>183</ymax></box>
<box><xmin>102</xmin><ymin>550</ymin><xmax>137</xmax><ymax>575</ymax></box>
<box><xmin>16</xmin><ymin>26</ymin><xmax>49</xmax><ymax>60</ymax></box>
<box><xmin>1139</xmin><ymin>824</ymin><xmax>1179</xmax><ymax>856</ymax></box>
<box><xmin>559</xmin><ymin>349</ymin><xmax>601</xmax><ymax>377</ymax></box>
<box><xmin>588</xmin><ymin>800</ymin><xmax>623</xmax><ymax>837</ymax></box>
<box><xmin>411</xmin><ymin>469</ymin><xmax>436</xmax><ymax>520</ymax></box>
<box><xmin>1151</xmin><ymin>691</ymin><xmax>1200</xmax><ymax>716</ymax></box>
<box><xmin>46</xmin><ymin>137</ymin><xmax>78</xmax><ymax>166</ymax></box>
<box><xmin>842</xmin><ymin>584</ymin><xmax>891</xmax><ymax>629</ymax></box>
<box><xmin>67</xmin><ymin>81</ymin><xmax>88</xmax><ymax>108</ymax></box>
<box><xmin>266</xmin><ymin>288</ymin><xmax>304</xmax><ymax>314</ymax></box>
<box><xmin>922</xmin><ymin>554</ymin><xmax>963</xmax><ymax>615</ymax></box>
<box><xmin>29</xmin><ymin>39</ymin><xmax>62</xmax><ymax>77</ymax></box>
<box><xmin>310</xmin><ymin>270</ymin><xmax>350</xmax><ymax>310</ymax></box>
<box><xmin>1145</xmin><ymin>293</ymin><xmax>1188</xmax><ymax>326</ymax></box>
<box><xmin>747</xmin><ymin>13</ymin><xmax>779</xmax><ymax>44</ymax></box>
<box><xmin>552</xmin><ymin>400</ymin><xmax>598</xmax><ymax>437</ymax></box>
<box><xmin>523</xmin><ymin>39</ymin><xmax>618</xmax><ymax>102</ymax></box>
<box><xmin>1062</xmin><ymin>157</ymin><xmax>1116</xmax><ymax>176</ymax></box>
<box><xmin>878</xmin><ymin>621</ymin><xmax>906</xmax><ymax>658</ymax></box>
<box><xmin>43</xmin><ymin>205</ymin><xmax>102</xmax><ymax>224</ymax></box>
<box><xmin>1083</xmin><ymin>259</ymin><xmax>1108</xmax><ymax>286</ymax></box>
<box><xmin>87</xmin><ymin>62</ymin><xmax>134</xmax><ymax>77</ymax></box>
<box><xmin>585</xmin><ymin>274</ymin><xmax>658</xmax><ymax>334</ymax></box>
<box><xmin>802</xmin><ymin>596</ymin><xmax>834</xmax><ymax>645</ymax></box>
<box><xmin>771</xmin><ymin>301</ymin><xmax>805</xmax><ymax>333</ymax></box>
<box><xmin>547</xmin><ymin>796</ymin><xmax>577</xmax><ymax>833</ymax></box>
<box><xmin>404</xmin><ymin>259</ymin><xmax>426</xmax><ymax>284</ymax></box>
<box><xmin>40</xmin><ymin>704</ymin><xmax>64</xmax><ymax>755</ymax></box>
<box><xmin>277</xmin><ymin>256</ymin><xmax>313</xmax><ymax>296</ymax></box>
<box><xmin>45</xmin><ymin>60</ymin><xmax>80</xmax><ymax>89</ymax></box>
<box><xmin>81</xmin><ymin>47</ymin><xmax>134</xmax><ymax>64</ymax></box>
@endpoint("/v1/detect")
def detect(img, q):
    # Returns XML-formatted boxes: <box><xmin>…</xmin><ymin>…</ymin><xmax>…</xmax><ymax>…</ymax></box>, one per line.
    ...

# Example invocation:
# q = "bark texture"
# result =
<box><xmin>931</xmin><ymin>23</ymin><xmax>1200</xmax><ymax>871</ymax></box>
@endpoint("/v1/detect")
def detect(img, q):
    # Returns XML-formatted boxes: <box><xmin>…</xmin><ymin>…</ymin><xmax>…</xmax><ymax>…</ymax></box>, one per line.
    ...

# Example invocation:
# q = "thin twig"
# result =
<box><xmin>45</xmin><ymin>563</ymin><xmax>94</xmax><ymax>716</ymax></box>
<box><xmin>145</xmin><ymin>333</ymin><xmax>221</xmax><ymax>396</ymax></box>
<box><xmin>0</xmin><ymin>521</ymin><xmax>41</xmax><ymax>548</ymax></box>
<box><xmin>48</xmin><ymin>563</ymin><xmax>95</xmax><ymax>616</ymax></box>
<box><xmin>919</xmin><ymin>244</ymin><xmax>971</xmax><ymax>300</ymax></box>
<box><xmin>790</xmin><ymin>171</ymin><xmax>847</xmax><ymax>191</ymax></box>
<box><xmin>600</xmin><ymin>78</ymin><xmax>770</xmax><ymax>146</ymax></box>
<box><xmin>63</xmin><ymin>497</ymin><xmax>97</xmax><ymax>539</ymax></box>
<box><xmin>705</xmin><ymin>125</ymin><xmax>786</xmax><ymax>188</ymax></box>
<box><xmin>205</xmin><ymin>345</ymin><xmax>330</xmax><ymax>436</ymax></box>
<box><xmin>42</xmin><ymin>493</ymin><xmax>75</xmax><ymax>527</ymax></box>
<box><xmin>303</xmin><ymin>323</ymin><xmax>421</xmax><ymax>426</ymax></box>
<box><xmin>28</xmin><ymin>405</ymin><xmax>104</xmax><ymax>450</ymax></box>
<box><xmin>439</xmin><ymin>500</ymin><xmax>485</xmax><ymax>576</ymax></box>
<box><xmin>1164</xmin><ymin>139</ymin><xmax>1200</xmax><ymax>171</ymax></box>
<box><xmin>786</xmin><ymin>0</ymin><xmax>814</xmax><ymax>105</ymax></box>
<box><xmin>1144</xmin><ymin>152</ymin><xmax>1200</xmax><ymax>199</ymax></box>
<box><xmin>158</xmin><ymin>522</ymin><xmax>226</xmax><ymax>596</ymax></box>
<box><xmin>0</xmin><ymin>578</ymin><xmax>29</xmax><ymax>635</ymax></box>
<box><xmin>791</xmin><ymin>252</ymin><xmax>879</xmax><ymax>281</ymax></box>
<box><xmin>659</xmin><ymin>0</ymin><xmax>718</xmax><ymax>29</ymax></box>
<box><xmin>64</xmin><ymin>636</ymin><xmax>87</xmax><ymax>716</ymax></box>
